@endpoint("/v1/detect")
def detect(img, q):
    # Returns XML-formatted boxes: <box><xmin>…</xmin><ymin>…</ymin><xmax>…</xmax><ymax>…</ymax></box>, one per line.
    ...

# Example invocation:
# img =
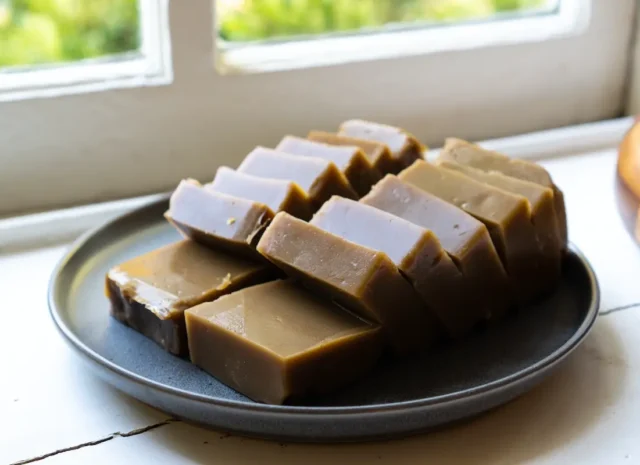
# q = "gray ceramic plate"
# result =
<box><xmin>49</xmin><ymin>196</ymin><xmax>600</xmax><ymax>442</ymax></box>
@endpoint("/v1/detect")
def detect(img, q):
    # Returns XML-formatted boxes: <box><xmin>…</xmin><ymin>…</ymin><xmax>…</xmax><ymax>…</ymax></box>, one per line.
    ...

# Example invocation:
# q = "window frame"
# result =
<box><xmin>0</xmin><ymin>0</ymin><xmax>635</xmax><ymax>216</ymax></box>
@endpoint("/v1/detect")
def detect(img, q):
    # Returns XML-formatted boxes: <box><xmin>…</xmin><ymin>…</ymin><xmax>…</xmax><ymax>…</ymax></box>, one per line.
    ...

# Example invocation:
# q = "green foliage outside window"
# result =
<box><xmin>217</xmin><ymin>0</ymin><xmax>548</xmax><ymax>42</ymax></box>
<box><xmin>0</xmin><ymin>0</ymin><xmax>548</xmax><ymax>67</ymax></box>
<box><xmin>0</xmin><ymin>0</ymin><xmax>139</xmax><ymax>67</ymax></box>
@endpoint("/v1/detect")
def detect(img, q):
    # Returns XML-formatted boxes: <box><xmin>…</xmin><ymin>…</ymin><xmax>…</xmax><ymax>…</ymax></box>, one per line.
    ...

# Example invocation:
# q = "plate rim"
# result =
<box><xmin>48</xmin><ymin>196</ymin><xmax>601</xmax><ymax>416</ymax></box>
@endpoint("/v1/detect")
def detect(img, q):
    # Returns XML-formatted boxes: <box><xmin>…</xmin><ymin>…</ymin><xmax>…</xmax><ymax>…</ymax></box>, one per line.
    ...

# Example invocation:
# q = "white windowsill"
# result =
<box><xmin>218</xmin><ymin>0</ymin><xmax>589</xmax><ymax>74</ymax></box>
<box><xmin>0</xmin><ymin>116</ymin><xmax>632</xmax><ymax>253</ymax></box>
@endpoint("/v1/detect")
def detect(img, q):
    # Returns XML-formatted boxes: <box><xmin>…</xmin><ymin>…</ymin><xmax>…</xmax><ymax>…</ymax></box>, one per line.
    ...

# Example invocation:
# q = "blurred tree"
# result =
<box><xmin>418</xmin><ymin>0</ymin><xmax>495</xmax><ymax>22</ymax></box>
<box><xmin>218</xmin><ymin>0</ymin><xmax>548</xmax><ymax>42</ymax></box>
<box><xmin>492</xmin><ymin>0</ymin><xmax>548</xmax><ymax>11</ymax></box>
<box><xmin>0</xmin><ymin>0</ymin><xmax>139</xmax><ymax>67</ymax></box>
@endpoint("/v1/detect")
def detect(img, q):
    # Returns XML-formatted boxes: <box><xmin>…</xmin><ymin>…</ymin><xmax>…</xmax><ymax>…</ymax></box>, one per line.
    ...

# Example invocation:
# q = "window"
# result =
<box><xmin>0</xmin><ymin>0</ymin><xmax>140</xmax><ymax>68</ymax></box>
<box><xmin>217</xmin><ymin>0</ymin><xmax>560</xmax><ymax>43</ymax></box>
<box><xmin>0</xmin><ymin>0</ymin><xmax>171</xmax><ymax>101</ymax></box>
<box><xmin>215</xmin><ymin>0</ymin><xmax>581</xmax><ymax>73</ymax></box>
<box><xmin>0</xmin><ymin>0</ymin><xmax>635</xmax><ymax>216</ymax></box>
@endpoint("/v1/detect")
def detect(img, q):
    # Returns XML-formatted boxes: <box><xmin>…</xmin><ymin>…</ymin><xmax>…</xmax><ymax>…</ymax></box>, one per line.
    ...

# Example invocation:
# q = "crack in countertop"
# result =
<box><xmin>600</xmin><ymin>302</ymin><xmax>640</xmax><ymax>316</ymax></box>
<box><xmin>11</xmin><ymin>419</ymin><xmax>179</xmax><ymax>465</ymax></box>
<box><xmin>9</xmin><ymin>303</ymin><xmax>640</xmax><ymax>464</ymax></box>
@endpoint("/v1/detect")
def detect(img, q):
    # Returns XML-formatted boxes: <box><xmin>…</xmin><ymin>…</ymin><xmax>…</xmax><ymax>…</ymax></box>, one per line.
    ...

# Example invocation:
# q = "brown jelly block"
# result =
<box><xmin>106</xmin><ymin>240</ymin><xmax>274</xmax><ymax>356</ymax></box>
<box><xmin>312</xmin><ymin>196</ymin><xmax>478</xmax><ymax>338</ymax></box>
<box><xmin>276</xmin><ymin>135</ymin><xmax>381</xmax><ymax>196</ymax></box>
<box><xmin>206</xmin><ymin>166</ymin><xmax>313</xmax><ymax>220</ymax></box>
<box><xmin>307</xmin><ymin>130</ymin><xmax>396</xmax><ymax>175</ymax></box>
<box><xmin>439</xmin><ymin>160</ymin><xmax>562</xmax><ymax>294</ymax></box>
<box><xmin>360</xmin><ymin>175</ymin><xmax>510</xmax><ymax>319</ymax></box>
<box><xmin>165</xmin><ymin>179</ymin><xmax>273</xmax><ymax>258</ymax></box>
<box><xmin>238</xmin><ymin>147</ymin><xmax>357</xmax><ymax>210</ymax></box>
<box><xmin>439</xmin><ymin>138</ymin><xmax>567</xmax><ymax>251</ymax></box>
<box><xmin>399</xmin><ymin>161</ymin><xmax>541</xmax><ymax>303</ymax></box>
<box><xmin>256</xmin><ymin>212</ymin><xmax>442</xmax><ymax>354</ymax></box>
<box><xmin>339</xmin><ymin>119</ymin><xmax>425</xmax><ymax>172</ymax></box>
<box><xmin>185</xmin><ymin>279</ymin><xmax>383</xmax><ymax>405</ymax></box>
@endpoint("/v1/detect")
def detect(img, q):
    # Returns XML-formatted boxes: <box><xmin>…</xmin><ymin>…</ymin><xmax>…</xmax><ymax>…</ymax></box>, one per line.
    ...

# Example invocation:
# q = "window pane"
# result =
<box><xmin>218</xmin><ymin>0</ymin><xmax>559</xmax><ymax>43</ymax></box>
<box><xmin>0</xmin><ymin>0</ymin><xmax>140</xmax><ymax>68</ymax></box>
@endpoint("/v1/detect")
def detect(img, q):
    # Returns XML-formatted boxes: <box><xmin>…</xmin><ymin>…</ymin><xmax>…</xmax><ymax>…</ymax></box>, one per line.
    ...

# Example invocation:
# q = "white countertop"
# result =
<box><xmin>3</xmin><ymin>136</ymin><xmax>640</xmax><ymax>464</ymax></box>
